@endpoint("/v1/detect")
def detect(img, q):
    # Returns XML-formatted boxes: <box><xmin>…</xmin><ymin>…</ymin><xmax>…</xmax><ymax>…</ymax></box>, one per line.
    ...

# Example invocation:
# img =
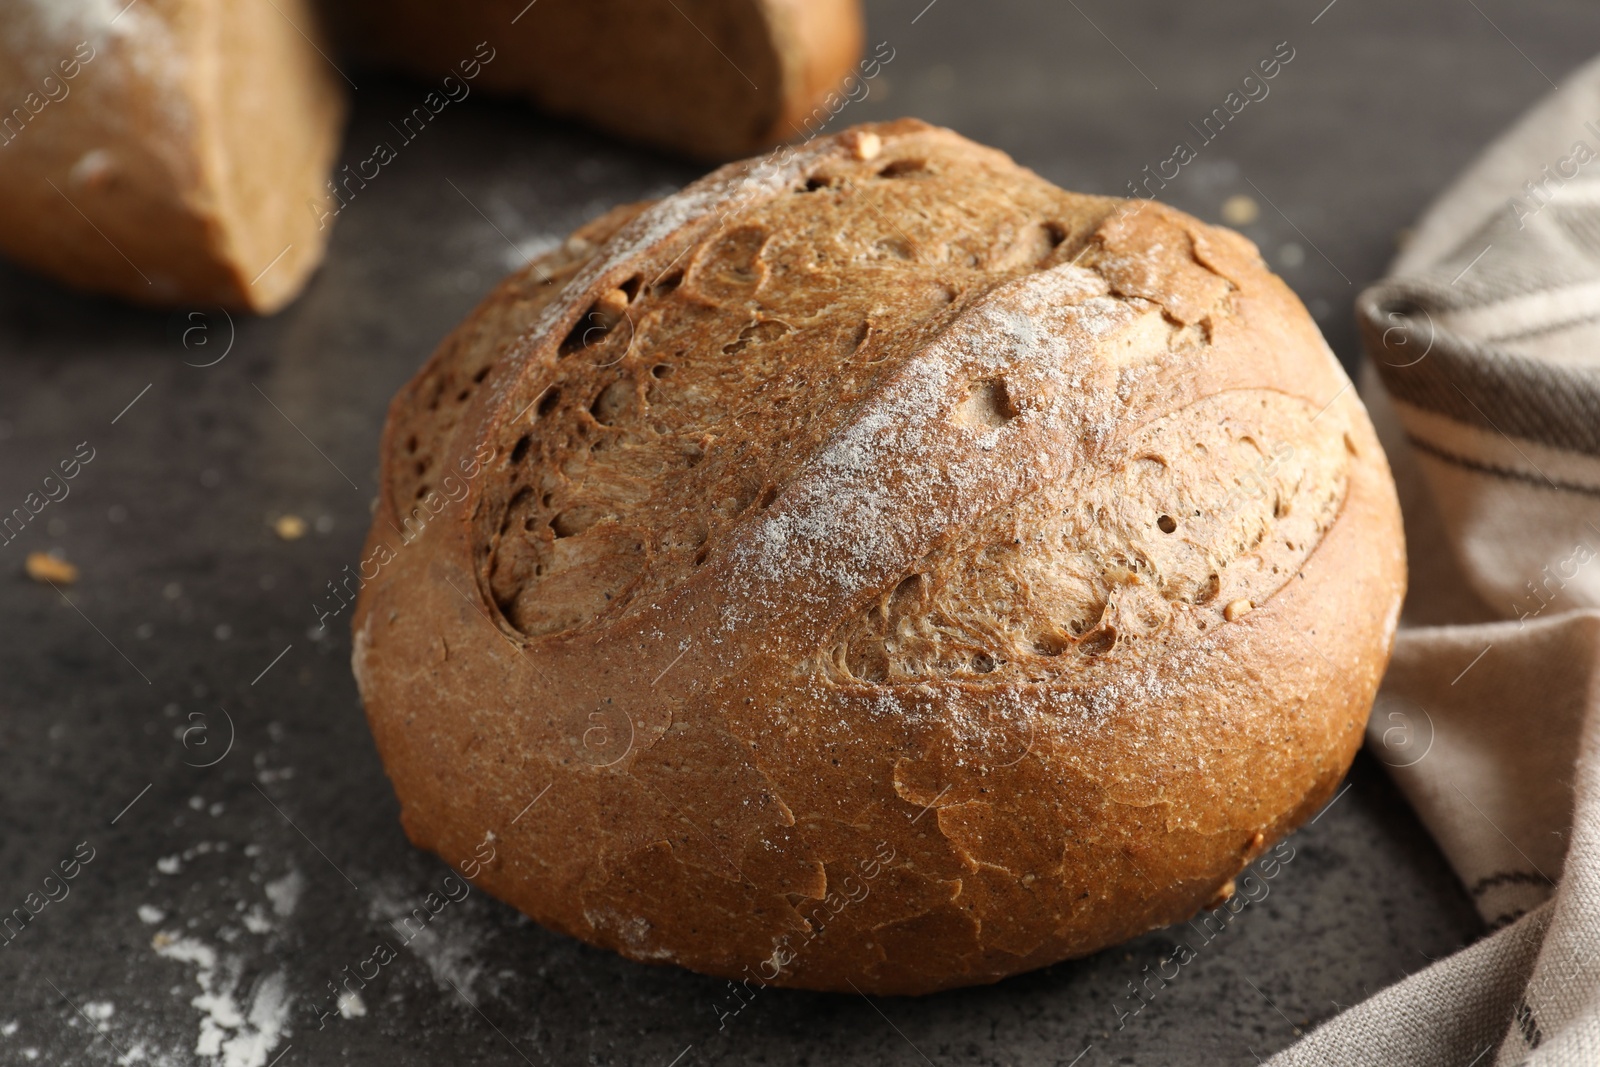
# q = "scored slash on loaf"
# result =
<box><xmin>352</xmin><ymin>119</ymin><xmax>1406</xmax><ymax>994</ymax></box>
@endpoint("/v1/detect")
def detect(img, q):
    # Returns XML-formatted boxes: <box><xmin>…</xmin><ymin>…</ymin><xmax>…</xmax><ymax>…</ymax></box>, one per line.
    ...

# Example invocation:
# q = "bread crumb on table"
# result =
<box><xmin>1221</xmin><ymin>195</ymin><xmax>1259</xmax><ymax>226</ymax></box>
<box><xmin>273</xmin><ymin>515</ymin><xmax>308</xmax><ymax>540</ymax></box>
<box><xmin>25</xmin><ymin>552</ymin><xmax>78</xmax><ymax>585</ymax></box>
<box><xmin>1224</xmin><ymin>598</ymin><xmax>1254</xmax><ymax>621</ymax></box>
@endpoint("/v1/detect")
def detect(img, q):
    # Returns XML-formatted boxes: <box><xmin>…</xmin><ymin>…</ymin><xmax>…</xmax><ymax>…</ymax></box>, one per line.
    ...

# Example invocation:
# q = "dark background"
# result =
<box><xmin>0</xmin><ymin>1</ymin><xmax>1589</xmax><ymax>1064</ymax></box>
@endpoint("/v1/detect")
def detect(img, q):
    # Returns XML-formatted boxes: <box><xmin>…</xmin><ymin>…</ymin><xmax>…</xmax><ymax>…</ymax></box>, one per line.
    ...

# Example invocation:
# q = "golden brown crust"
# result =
<box><xmin>0</xmin><ymin>0</ymin><xmax>345</xmax><ymax>311</ymax></box>
<box><xmin>353</xmin><ymin>120</ymin><xmax>1406</xmax><ymax>994</ymax></box>
<box><xmin>325</xmin><ymin>0</ymin><xmax>864</xmax><ymax>160</ymax></box>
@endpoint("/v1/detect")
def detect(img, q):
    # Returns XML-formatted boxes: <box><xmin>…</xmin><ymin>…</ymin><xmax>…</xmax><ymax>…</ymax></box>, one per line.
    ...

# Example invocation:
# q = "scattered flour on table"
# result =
<box><xmin>368</xmin><ymin>878</ymin><xmax>487</xmax><ymax>1000</ymax></box>
<box><xmin>152</xmin><ymin>933</ymin><xmax>291</xmax><ymax>1067</ymax></box>
<box><xmin>241</xmin><ymin>905</ymin><xmax>274</xmax><ymax>936</ymax></box>
<box><xmin>264</xmin><ymin>870</ymin><xmax>304</xmax><ymax>918</ymax></box>
<box><xmin>130</xmin><ymin>848</ymin><xmax>306</xmax><ymax>1066</ymax></box>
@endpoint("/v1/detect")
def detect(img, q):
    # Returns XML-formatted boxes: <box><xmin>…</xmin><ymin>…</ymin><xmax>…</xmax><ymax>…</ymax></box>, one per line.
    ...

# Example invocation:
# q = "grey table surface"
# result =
<box><xmin>1</xmin><ymin>1</ymin><xmax>1591</xmax><ymax>1064</ymax></box>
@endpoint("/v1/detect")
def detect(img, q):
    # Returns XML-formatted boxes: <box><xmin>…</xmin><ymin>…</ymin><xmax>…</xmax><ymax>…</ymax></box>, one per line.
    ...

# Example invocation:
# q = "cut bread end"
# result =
<box><xmin>325</xmin><ymin>0</ymin><xmax>865</xmax><ymax>161</ymax></box>
<box><xmin>0</xmin><ymin>0</ymin><xmax>345</xmax><ymax>312</ymax></box>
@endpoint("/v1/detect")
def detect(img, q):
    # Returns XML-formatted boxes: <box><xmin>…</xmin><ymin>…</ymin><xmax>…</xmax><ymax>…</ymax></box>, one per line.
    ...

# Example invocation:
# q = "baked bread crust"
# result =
<box><xmin>325</xmin><ymin>0</ymin><xmax>864</xmax><ymax>160</ymax></box>
<box><xmin>353</xmin><ymin>120</ymin><xmax>1406</xmax><ymax>994</ymax></box>
<box><xmin>0</xmin><ymin>0</ymin><xmax>346</xmax><ymax>311</ymax></box>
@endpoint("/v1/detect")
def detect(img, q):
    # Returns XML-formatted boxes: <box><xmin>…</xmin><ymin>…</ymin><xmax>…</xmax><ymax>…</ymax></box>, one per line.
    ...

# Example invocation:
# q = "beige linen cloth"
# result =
<box><xmin>1269</xmin><ymin>56</ymin><xmax>1600</xmax><ymax>1066</ymax></box>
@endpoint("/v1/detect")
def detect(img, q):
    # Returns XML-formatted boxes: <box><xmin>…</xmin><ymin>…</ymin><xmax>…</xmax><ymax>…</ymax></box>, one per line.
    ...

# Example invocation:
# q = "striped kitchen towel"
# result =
<box><xmin>1272</xmin><ymin>52</ymin><xmax>1600</xmax><ymax>1067</ymax></box>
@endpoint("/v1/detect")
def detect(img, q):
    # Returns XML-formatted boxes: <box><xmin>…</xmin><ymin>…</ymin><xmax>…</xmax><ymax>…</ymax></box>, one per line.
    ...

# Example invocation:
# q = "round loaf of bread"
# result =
<box><xmin>352</xmin><ymin>119</ymin><xmax>1405</xmax><ymax>994</ymax></box>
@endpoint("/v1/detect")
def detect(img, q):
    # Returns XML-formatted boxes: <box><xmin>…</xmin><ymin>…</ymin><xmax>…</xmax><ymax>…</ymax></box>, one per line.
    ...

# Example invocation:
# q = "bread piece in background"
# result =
<box><xmin>0</xmin><ymin>0</ymin><xmax>347</xmax><ymax>312</ymax></box>
<box><xmin>324</xmin><ymin>0</ymin><xmax>864</xmax><ymax>160</ymax></box>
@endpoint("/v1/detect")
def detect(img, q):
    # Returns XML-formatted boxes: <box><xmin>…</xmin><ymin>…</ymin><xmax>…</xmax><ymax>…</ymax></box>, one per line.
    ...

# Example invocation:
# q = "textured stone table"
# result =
<box><xmin>1</xmin><ymin>1</ymin><xmax>1591</xmax><ymax>1063</ymax></box>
